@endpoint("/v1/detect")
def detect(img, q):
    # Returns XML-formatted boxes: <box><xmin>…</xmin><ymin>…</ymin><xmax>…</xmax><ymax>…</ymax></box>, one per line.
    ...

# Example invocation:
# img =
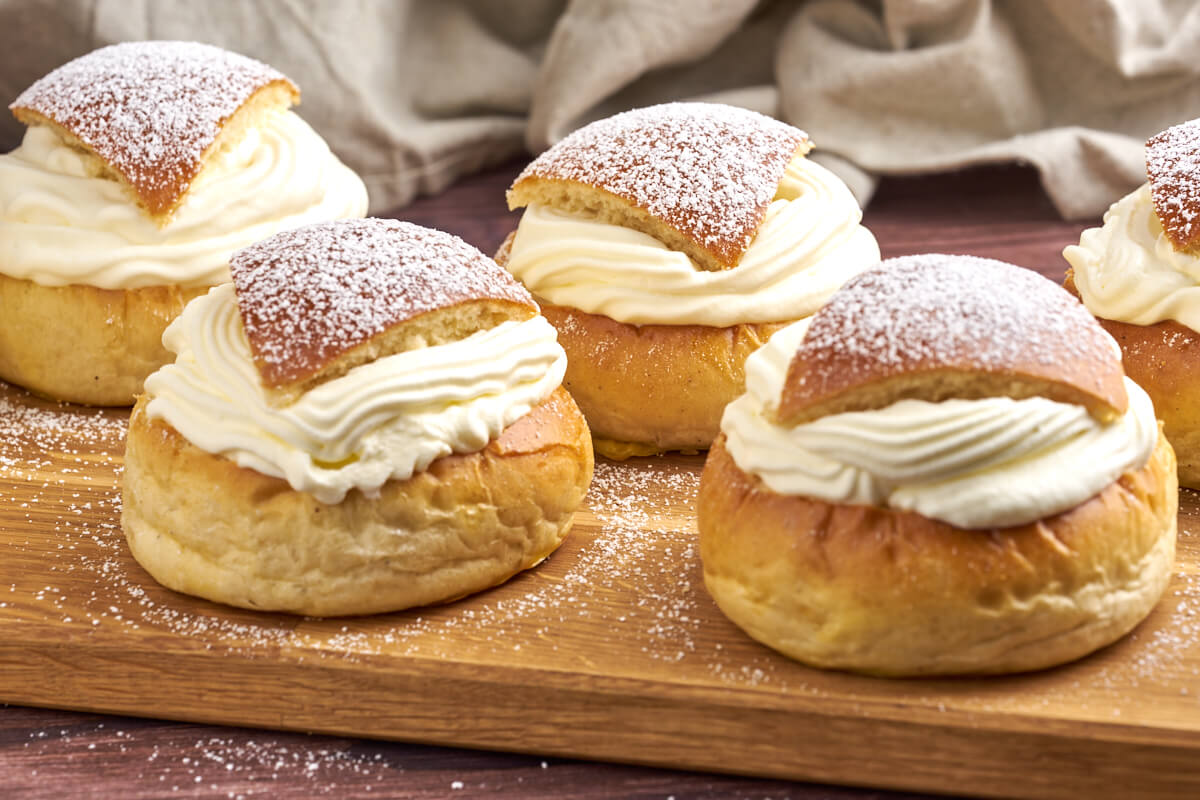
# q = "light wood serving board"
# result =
<box><xmin>2</xmin><ymin>381</ymin><xmax>1200</xmax><ymax>800</ymax></box>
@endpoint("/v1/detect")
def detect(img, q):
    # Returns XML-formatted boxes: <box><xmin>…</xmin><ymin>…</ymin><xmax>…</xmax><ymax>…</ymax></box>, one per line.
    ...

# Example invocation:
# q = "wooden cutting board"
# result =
<box><xmin>2</xmin><ymin>380</ymin><xmax>1199</xmax><ymax>800</ymax></box>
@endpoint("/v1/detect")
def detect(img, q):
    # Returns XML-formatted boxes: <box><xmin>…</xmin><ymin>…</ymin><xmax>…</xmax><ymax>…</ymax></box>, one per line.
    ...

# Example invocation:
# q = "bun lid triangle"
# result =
<box><xmin>1147</xmin><ymin>117</ymin><xmax>1200</xmax><ymax>252</ymax></box>
<box><xmin>508</xmin><ymin>102</ymin><xmax>811</xmax><ymax>272</ymax></box>
<box><xmin>10</xmin><ymin>41</ymin><xmax>299</xmax><ymax>222</ymax></box>
<box><xmin>229</xmin><ymin>219</ymin><xmax>538</xmax><ymax>398</ymax></box>
<box><xmin>776</xmin><ymin>254</ymin><xmax>1129</xmax><ymax>425</ymax></box>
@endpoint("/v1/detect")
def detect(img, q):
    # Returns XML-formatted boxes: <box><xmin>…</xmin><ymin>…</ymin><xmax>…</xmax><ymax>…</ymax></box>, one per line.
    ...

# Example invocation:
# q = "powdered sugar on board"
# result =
<box><xmin>1147</xmin><ymin>117</ymin><xmax>1200</xmax><ymax>251</ymax></box>
<box><xmin>514</xmin><ymin>102</ymin><xmax>809</xmax><ymax>268</ymax></box>
<box><xmin>230</xmin><ymin>219</ymin><xmax>536</xmax><ymax>387</ymax></box>
<box><xmin>319</xmin><ymin>461</ymin><xmax>754</xmax><ymax>666</ymax></box>
<box><xmin>3</xmin><ymin>380</ymin><xmax>1200</xmax><ymax>744</ymax></box>
<box><xmin>0</xmin><ymin>385</ymin><xmax>788</xmax><ymax>689</ymax></box>
<box><xmin>786</xmin><ymin>253</ymin><xmax>1124</xmax><ymax>409</ymax></box>
<box><xmin>10</xmin><ymin>41</ymin><xmax>295</xmax><ymax>217</ymax></box>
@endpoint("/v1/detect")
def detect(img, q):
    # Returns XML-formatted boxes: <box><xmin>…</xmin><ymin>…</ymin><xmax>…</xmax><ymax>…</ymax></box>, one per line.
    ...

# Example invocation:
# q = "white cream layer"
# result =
<box><xmin>503</xmin><ymin>157</ymin><xmax>880</xmax><ymax>326</ymax></box>
<box><xmin>144</xmin><ymin>284</ymin><xmax>567</xmax><ymax>505</ymax></box>
<box><xmin>721</xmin><ymin>320</ymin><xmax>1158</xmax><ymax>529</ymax></box>
<box><xmin>0</xmin><ymin>109</ymin><xmax>368</xmax><ymax>289</ymax></box>
<box><xmin>1065</xmin><ymin>182</ymin><xmax>1200</xmax><ymax>331</ymax></box>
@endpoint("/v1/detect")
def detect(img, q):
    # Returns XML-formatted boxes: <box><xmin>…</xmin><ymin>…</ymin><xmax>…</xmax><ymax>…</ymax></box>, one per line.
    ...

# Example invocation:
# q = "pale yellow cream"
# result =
<box><xmin>1065</xmin><ymin>182</ymin><xmax>1200</xmax><ymax>331</ymax></box>
<box><xmin>0</xmin><ymin>109</ymin><xmax>368</xmax><ymax>289</ymax></box>
<box><xmin>503</xmin><ymin>157</ymin><xmax>880</xmax><ymax>326</ymax></box>
<box><xmin>720</xmin><ymin>320</ymin><xmax>1158</xmax><ymax>529</ymax></box>
<box><xmin>144</xmin><ymin>284</ymin><xmax>567</xmax><ymax>505</ymax></box>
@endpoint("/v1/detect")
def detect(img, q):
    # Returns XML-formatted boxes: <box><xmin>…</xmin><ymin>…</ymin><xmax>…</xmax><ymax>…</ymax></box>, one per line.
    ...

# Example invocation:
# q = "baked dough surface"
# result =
<box><xmin>698</xmin><ymin>431</ymin><xmax>1178</xmax><ymax>676</ymax></box>
<box><xmin>122</xmin><ymin>387</ymin><xmax>593</xmax><ymax>616</ymax></box>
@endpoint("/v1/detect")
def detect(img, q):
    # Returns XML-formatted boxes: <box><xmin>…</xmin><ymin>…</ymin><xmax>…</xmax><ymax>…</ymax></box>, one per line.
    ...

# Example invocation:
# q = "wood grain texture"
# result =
<box><xmin>2</xmin><ymin>380</ymin><xmax>1200</xmax><ymax>798</ymax></box>
<box><xmin>0</xmin><ymin>163</ymin><xmax>1156</xmax><ymax>799</ymax></box>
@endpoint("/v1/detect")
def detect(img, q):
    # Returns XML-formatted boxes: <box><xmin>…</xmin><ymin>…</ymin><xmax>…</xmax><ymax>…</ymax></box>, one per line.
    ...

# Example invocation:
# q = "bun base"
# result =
<box><xmin>698</xmin><ymin>433</ymin><xmax>1178</xmax><ymax>676</ymax></box>
<box><xmin>540</xmin><ymin>301</ymin><xmax>788</xmax><ymax>456</ymax></box>
<box><xmin>0</xmin><ymin>272</ymin><xmax>206</xmax><ymax>406</ymax></box>
<box><xmin>122</xmin><ymin>387</ymin><xmax>593</xmax><ymax>616</ymax></box>
<box><xmin>1090</xmin><ymin>316</ymin><xmax>1200</xmax><ymax>488</ymax></box>
<box><xmin>1065</xmin><ymin>271</ymin><xmax>1200</xmax><ymax>488</ymax></box>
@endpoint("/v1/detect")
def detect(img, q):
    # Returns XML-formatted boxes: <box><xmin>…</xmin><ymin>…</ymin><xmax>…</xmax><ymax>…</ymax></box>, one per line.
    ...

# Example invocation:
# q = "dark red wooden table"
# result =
<box><xmin>0</xmin><ymin>161</ymin><xmax>1094</xmax><ymax>799</ymax></box>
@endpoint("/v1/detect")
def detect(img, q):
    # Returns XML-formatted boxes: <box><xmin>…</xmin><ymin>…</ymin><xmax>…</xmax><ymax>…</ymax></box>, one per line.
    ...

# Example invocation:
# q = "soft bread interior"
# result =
<box><xmin>268</xmin><ymin>297</ymin><xmax>536</xmax><ymax>405</ymax></box>
<box><xmin>776</xmin><ymin>368</ymin><xmax>1125</xmax><ymax>426</ymax></box>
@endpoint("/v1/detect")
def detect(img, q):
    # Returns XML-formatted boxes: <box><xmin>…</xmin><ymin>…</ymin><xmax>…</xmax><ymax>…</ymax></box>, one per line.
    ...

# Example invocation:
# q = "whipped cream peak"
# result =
<box><xmin>503</xmin><ymin>155</ymin><xmax>880</xmax><ymax>326</ymax></box>
<box><xmin>0</xmin><ymin>108</ymin><xmax>368</xmax><ymax>289</ymax></box>
<box><xmin>722</xmin><ymin>320</ymin><xmax>1157</xmax><ymax>529</ymax></box>
<box><xmin>144</xmin><ymin>284</ymin><xmax>567</xmax><ymax>505</ymax></box>
<box><xmin>1065</xmin><ymin>182</ymin><xmax>1200</xmax><ymax>332</ymax></box>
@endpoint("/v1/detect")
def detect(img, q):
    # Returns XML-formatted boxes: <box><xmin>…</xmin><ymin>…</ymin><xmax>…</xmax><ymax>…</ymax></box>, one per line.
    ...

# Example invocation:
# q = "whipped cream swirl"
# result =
<box><xmin>0</xmin><ymin>109</ymin><xmax>368</xmax><ymax>289</ymax></box>
<box><xmin>721</xmin><ymin>320</ymin><xmax>1158</xmax><ymax>529</ymax></box>
<box><xmin>503</xmin><ymin>157</ymin><xmax>880</xmax><ymax>326</ymax></box>
<box><xmin>144</xmin><ymin>284</ymin><xmax>567</xmax><ymax>504</ymax></box>
<box><xmin>1065</xmin><ymin>182</ymin><xmax>1200</xmax><ymax>331</ymax></box>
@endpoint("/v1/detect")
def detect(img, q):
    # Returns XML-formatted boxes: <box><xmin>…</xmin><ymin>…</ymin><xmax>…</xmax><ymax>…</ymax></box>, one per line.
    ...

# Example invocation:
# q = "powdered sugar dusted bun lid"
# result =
<box><xmin>11</xmin><ymin>40</ymin><xmax>299</xmax><ymax>221</ymax></box>
<box><xmin>500</xmin><ymin>102</ymin><xmax>880</xmax><ymax>457</ymax></box>
<box><xmin>0</xmin><ymin>41</ymin><xmax>368</xmax><ymax>406</ymax></box>
<box><xmin>122</xmin><ymin>219</ymin><xmax>592</xmax><ymax>616</ymax></box>
<box><xmin>1147</xmin><ymin>118</ymin><xmax>1200</xmax><ymax>252</ymax></box>
<box><xmin>1064</xmin><ymin>117</ymin><xmax>1200</xmax><ymax>488</ymax></box>
<box><xmin>779</xmin><ymin>254</ymin><xmax>1129</xmax><ymax>425</ymax></box>
<box><xmin>510</xmin><ymin>101</ymin><xmax>811</xmax><ymax>271</ymax></box>
<box><xmin>699</xmin><ymin>254</ymin><xmax>1177</xmax><ymax>676</ymax></box>
<box><xmin>231</xmin><ymin>218</ymin><xmax>537</xmax><ymax>403</ymax></box>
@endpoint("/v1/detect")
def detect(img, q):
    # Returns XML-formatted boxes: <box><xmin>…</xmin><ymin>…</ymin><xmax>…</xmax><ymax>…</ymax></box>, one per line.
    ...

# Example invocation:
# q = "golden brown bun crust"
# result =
<box><xmin>1146</xmin><ymin>118</ymin><xmax>1200</xmax><ymax>251</ymax></box>
<box><xmin>0</xmin><ymin>272</ymin><xmax>206</xmax><ymax>406</ymax></box>
<box><xmin>698</xmin><ymin>433</ymin><xmax>1178</xmax><ymax>676</ymax></box>
<box><xmin>508</xmin><ymin>102</ymin><xmax>810</xmax><ymax>271</ymax></box>
<box><xmin>778</xmin><ymin>254</ymin><xmax>1129</xmax><ymax>425</ymax></box>
<box><xmin>539</xmin><ymin>301</ymin><xmax>788</xmax><ymax>456</ymax></box>
<box><xmin>1065</xmin><ymin>270</ymin><xmax>1200</xmax><ymax>488</ymax></box>
<box><xmin>10</xmin><ymin>41</ymin><xmax>298</xmax><ymax>222</ymax></box>
<box><xmin>230</xmin><ymin>219</ymin><xmax>536</xmax><ymax>398</ymax></box>
<box><xmin>122</xmin><ymin>387</ymin><xmax>594</xmax><ymax>617</ymax></box>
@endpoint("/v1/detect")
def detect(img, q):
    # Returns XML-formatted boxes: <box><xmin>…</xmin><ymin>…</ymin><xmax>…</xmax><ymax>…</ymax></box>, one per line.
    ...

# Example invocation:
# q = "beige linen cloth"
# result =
<box><xmin>2</xmin><ymin>0</ymin><xmax>1199</xmax><ymax>218</ymax></box>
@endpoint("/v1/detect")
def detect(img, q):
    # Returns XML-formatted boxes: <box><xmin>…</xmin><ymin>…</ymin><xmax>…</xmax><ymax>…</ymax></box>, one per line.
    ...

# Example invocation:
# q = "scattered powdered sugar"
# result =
<box><xmin>10</xmin><ymin>41</ymin><xmax>294</xmax><ymax>216</ymax></box>
<box><xmin>5</xmin><ymin>384</ymin><xmax>1200</xmax><ymax>760</ymax></box>
<box><xmin>1147</xmin><ymin>117</ymin><xmax>1200</xmax><ymax>249</ymax></box>
<box><xmin>14</xmin><ymin>719</ymin><xmax>403</xmax><ymax>797</ymax></box>
<box><xmin>0</xmin><ymin>395</ymin><xmax>125</xmax><ymax>451</ymax></box>
<box><xmin>0</xmin><ymin>388</ymin><xmax>297</xmax><ymax>646</ymax></box>
<box><xmin>230</xmin><ymin>219</ymin><xmax>535</xmax><ymax>386</ymax></box>
<box><xmin>0</xmin><ymin>386</ymin><xmax>781</xmax><ymax>686</ymax></box>
<box><xmin>516</xmin><ymin>102</ymin><xmax>808</xmax><ymax>267</ymax></box>
<box><xmin>1162</xmin><ymin>326</ymin><xmax>1194</xmax><ymax>350</ymax></box>
<box><xmin>322</xmin><ymin>461</ymin><xmax>721</xmax><ymax>662</ymax></box>
<box><xmin>791</xmin><ymin>253</ymin><xmax>1121</xmax><ymax>398</ymax></box>
<box><xmin>1122</xmin><ymin>571</ymin><xmax>1200</xmax><ymax>682</ymax></box>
